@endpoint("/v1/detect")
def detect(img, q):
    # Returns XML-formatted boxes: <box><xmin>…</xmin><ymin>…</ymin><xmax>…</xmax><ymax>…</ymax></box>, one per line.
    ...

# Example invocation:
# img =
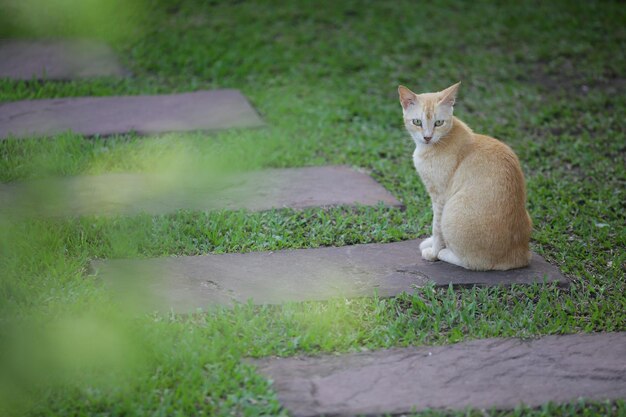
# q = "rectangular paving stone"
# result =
<box><xmin>91</xmin><ymin>239</ymin><xmax>567</xmax><ymax>312</ymax></box>
<box><xmin>0</xmin><ymin>39</ymin><xmax>127</xmax><ymax>80</ymax></box>
<box><xmin>0</xmin><ymin>90</ymin><xmax>264</xmax><ymax>139</ymax></box>
<box><xmin>0</xmin><ymin>166</ymin><xmax>401</xmax><ymax>217</ymax></box>
<box><xmin>252</xmin><ymin>332</ymin><xmax>626</xmax><ymax>416</ymax></box>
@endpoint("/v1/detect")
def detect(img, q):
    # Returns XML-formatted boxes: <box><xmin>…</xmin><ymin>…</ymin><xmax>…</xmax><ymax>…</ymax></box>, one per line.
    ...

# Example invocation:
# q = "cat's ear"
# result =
<box><xmin>438</xmin><ymin>82</ymin><xmax>461</xmax><ymax>107</ymax></box>
<box><xmin>398</xmin><ymin>85</ymin><xmax>418</xmax><ymax>110</ymax></box>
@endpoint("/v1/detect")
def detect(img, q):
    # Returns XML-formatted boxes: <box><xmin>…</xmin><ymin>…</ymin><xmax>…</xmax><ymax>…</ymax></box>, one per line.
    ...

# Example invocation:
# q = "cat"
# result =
<box><xmin>398</xmin><ymin>82</ymin><xmax>532</xmax><ymax>271</ymax></box>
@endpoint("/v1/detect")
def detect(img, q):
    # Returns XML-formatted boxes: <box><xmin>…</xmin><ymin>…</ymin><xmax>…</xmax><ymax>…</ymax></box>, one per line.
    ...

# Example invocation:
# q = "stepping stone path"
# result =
<box><xmin>0</xmin><ymin>166</ymin><xmax>400</xmax><ymax>217</ymax></box>
<box><xmin>253</xmin><ymin>332</ymin><xmax>626</xmax><ymax>416</ymax></box>
<box><xmin>0</xmin><ymin>39</ymin><xmax>127</xmax><ymax>80</ymax></box>
<box><xmin>92</xmin><ymin>239</ymin><xmax>567</xmax><ymax>312</ymax></box>
<box><xmin>0</xmin><ymin>90</ymin><xmax>264</xmax><ymax>139</ymax></box>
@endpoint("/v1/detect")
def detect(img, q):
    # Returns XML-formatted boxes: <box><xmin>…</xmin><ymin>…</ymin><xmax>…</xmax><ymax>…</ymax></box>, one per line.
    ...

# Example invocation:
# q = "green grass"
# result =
<box><xmin>1</xmin><ymin>0</ymin><xmax>625</xmax><ymax>416</ymax></box>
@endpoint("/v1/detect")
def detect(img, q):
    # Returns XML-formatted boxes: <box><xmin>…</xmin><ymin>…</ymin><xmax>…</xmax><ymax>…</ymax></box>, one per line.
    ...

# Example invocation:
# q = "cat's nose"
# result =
<box><xmin>424</xmin><ymin>136</ymin><xmax>432</xmax><ymax>142</ymax></box>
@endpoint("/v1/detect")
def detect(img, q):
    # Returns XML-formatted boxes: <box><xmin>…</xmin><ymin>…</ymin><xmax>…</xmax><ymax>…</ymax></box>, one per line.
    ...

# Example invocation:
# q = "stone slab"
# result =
<box><xmin>0</xmin><ymin>166</ymin><xmax>401</xmax><ymax>217</ymax></box>
<box><xmin>252</xmin><ymin>332</ymin><xmax>626</xmax><ymax>416</ymax></box>
<box><xmin>0</xmin><ymin>90</ymin><xmax>264</xmax><ymax>139</ymax></box>
<box><xmin>0</xmin><ymin>39</ymin><xmax>127</xmax><ymax>80</ymax></box>
<box><xmin>91</xmin><ymin>239</ymin><xmax>567</xmax><ymax>312</ymax></box>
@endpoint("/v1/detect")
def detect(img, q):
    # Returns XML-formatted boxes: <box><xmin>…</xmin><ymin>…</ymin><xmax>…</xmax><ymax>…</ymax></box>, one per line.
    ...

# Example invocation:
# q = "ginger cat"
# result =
<box><xmin>398</xmin><ymin>82</ymin><xmax>532</xmax><ymax>271</ymax></box>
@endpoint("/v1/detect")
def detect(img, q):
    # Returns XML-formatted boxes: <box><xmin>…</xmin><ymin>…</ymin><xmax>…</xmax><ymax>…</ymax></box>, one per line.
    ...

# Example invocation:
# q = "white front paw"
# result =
<box><xmin>421</xmin><ymin>247</ymin><xmax>439</xmax><ymax>261</ymax></box>
<box><xmin>419</xmin><ymin>237</ymin><xmax>434</xmax><ymax>250</ymax></box>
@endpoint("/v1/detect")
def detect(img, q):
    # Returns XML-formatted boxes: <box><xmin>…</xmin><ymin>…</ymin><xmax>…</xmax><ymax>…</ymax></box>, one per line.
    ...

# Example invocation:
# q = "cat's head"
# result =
<box><xmin>398</xmin><ymin>82</ymin><xmax>460</xmax><ymax>146</ymax></box>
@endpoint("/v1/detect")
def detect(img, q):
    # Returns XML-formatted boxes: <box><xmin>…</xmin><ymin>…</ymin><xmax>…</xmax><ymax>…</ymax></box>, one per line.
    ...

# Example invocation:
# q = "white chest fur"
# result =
<box><xmin>412</xmin><ymin>146</ymin><xmax>458</xmax><ymax>202</ymax></box>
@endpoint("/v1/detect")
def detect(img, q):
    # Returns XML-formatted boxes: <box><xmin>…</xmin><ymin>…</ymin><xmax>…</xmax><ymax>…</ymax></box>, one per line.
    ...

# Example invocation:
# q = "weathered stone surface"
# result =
<box><xmin>91</xmin><ymin>239</ymin><xmax>567</xmax><ymax>312</ymax></box>
<box><xmin>253</xmin><ymin>333</ymin><xmax>626</xmax><ymax>416</ymax></box>
<box><xmin>0</xmin><ymin>90</ymin><xmax>263</xmax><ymax>139</ymax></box>
<box><xmin>0</xmin><ymin>166</ymin><xmax>401</xmax><ymax>216</ymax></box>
<box><xmin>0</xmin><ymin>39</ymin><xmax>127</xmax><ymax>80</ymax></box>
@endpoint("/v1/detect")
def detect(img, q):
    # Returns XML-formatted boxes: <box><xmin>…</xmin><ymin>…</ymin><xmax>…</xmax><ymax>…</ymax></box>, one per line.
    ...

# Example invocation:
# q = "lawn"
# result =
<box><xmin>1</xmin><ymin>0</ymin><xmax>625</xmax><ymax>416</ymax></box>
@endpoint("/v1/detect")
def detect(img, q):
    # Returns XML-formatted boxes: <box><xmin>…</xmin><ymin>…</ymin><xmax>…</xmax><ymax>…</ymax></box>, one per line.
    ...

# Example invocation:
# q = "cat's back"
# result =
<box><xmin>473</xmin><ymin>133</ymin><xmax>520</xmax><ymax>163</ymax></box>
<box><xmin>444</xmin><ymin>129</ymin><xmax>532</xmax><ymax>270</ymax></box>
<box><xmin>453</xmin><ymin>132</ymin><xmax>527</xmax><ymax>197</ymax></box>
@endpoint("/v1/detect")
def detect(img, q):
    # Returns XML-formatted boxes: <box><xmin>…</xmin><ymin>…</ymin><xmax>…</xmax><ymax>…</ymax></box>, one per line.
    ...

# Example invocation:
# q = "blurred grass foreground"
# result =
<box><xmin>0</xmin><ymin>0</ymin><xmax>147</xmax><ymax>41</ymax></box>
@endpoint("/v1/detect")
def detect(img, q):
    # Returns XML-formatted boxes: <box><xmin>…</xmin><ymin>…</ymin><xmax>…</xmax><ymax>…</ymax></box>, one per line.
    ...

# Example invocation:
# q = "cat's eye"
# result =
<box><xmin>434</xmin><ymin>120</ymin><xmax>444</xmax><ymax>127</ymax></box>
<box><xmin>412</xmin><ymin>119</ymin><xmax>422</xmax><ymax>127</ymax></box>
